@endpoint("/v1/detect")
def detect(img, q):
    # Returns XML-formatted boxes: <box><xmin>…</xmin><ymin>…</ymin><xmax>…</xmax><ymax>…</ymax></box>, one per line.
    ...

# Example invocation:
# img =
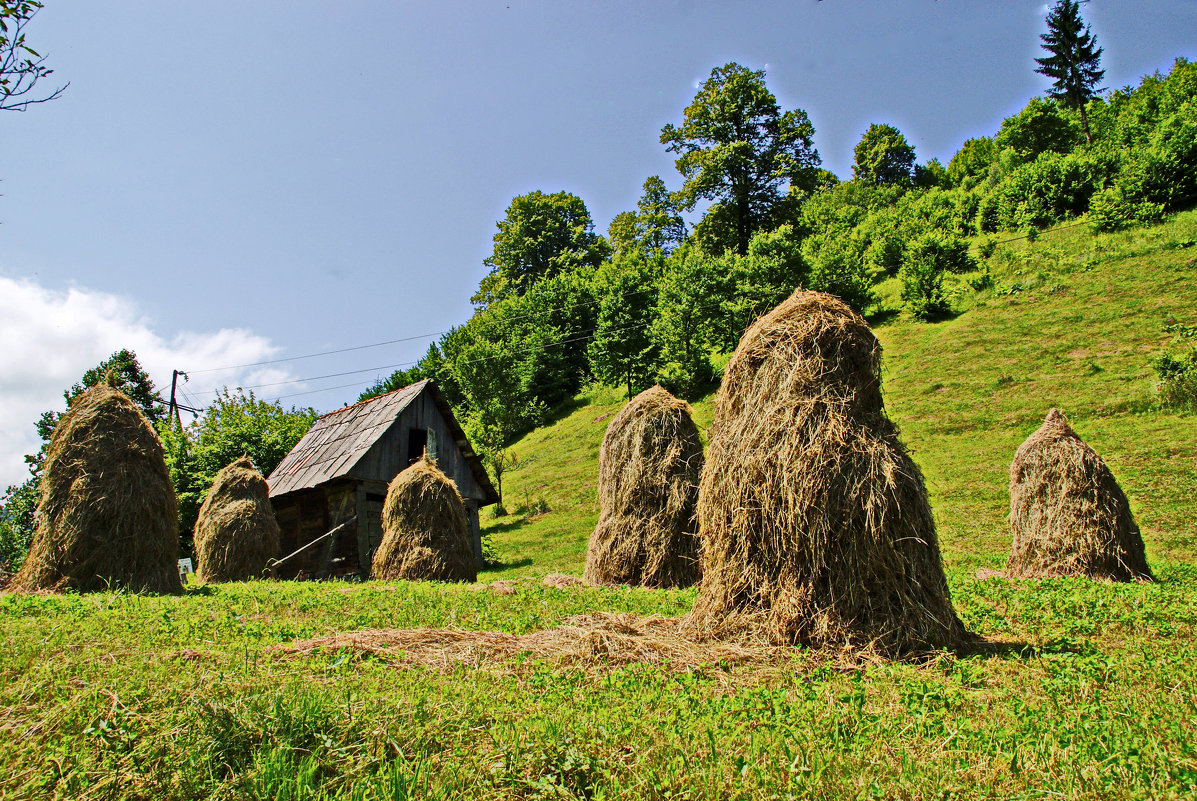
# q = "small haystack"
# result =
<box><xmin>585</xmin><ymin>386</ymin><xmax>703</xmax><ymax>589</ymax></box>
<box><xmin>682</xmin><ymin>290</ymin><xmax>968</xmax><ymax>655</ymax></box>
<box><xmin>1007</xmin><ymin>409</ymin><xmax>1153</xmax><ymax>581</ymax></box>
<box><xmin>193</xmin><ymin>456</ymin><xmax>280</xmax><ymax>583</ymax></box>
<box><xmin>371</xmin><ymin>456</ymin><xmax>476</xmax><ymax>583</ymax></box>
<box><xmin>9</xmin><ymin>386</ymin><xmax>182</xmax><ymax>594</ymax></box>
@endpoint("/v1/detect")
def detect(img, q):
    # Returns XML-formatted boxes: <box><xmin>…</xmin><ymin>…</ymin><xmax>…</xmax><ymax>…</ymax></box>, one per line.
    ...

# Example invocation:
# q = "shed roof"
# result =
<box><xmin>266</xmin><ymin>380</ymin><xmax>498</xmax><ymax>504</ymax></box>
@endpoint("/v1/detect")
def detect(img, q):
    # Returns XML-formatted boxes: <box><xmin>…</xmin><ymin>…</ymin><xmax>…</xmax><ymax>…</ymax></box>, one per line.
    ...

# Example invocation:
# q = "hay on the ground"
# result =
<box><xmin>584</xmin><ymin>386</ymin><xmax>702</xmax><ymax>588</ymax></box>
<box><xmin>542</xmin><ymin>572</ymin><xmax>585</xmax><ymax>590</ymax></box>
<box><xmin>193</xmin><ymin>456</ymin><xmax>280</xmax><ymax>582</ymax></box>
<box><xmin>682</xmin><ymin>290</ymin><xmax>969</xmax><ymax>655</ymax></box>
<box><xmin>1006</xmin><ymin>408</ymin><xmax>1153</xmax><ymax>581</ymax></box>
<box><xmin>275</xmin><ymin>613</ymin><xmax>791</xmax><ymax>674</ymax></box>
<box><xmin>371</xmin><ymin>456</ymin><xmax>476</xmax><ymax>583</ymax></box>
<box><xmin>9</xmin><ymin>386</ymin><xmax>182</xmax><ymax>594</ymax></box>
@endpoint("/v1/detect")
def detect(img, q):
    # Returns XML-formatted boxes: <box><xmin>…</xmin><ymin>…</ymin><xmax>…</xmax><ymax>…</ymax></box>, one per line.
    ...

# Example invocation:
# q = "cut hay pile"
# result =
<box><xmin>9</xmin><ymin>386</ymin><xmax>182</xmax><ymax>594</ymax></box>
<box><xmin>1007</xmin><ymin>409</ymin><xmax>1153</xmax><ymax>581</ymax></box>
<box><xmin>193</xmin><ymin>456</ymin><xmax>280</xmax><ymax>583</ymax></box>
<box><xmin>371</xmin><ymin>456</ymin><xmax>476</xmax><ymax>583</ymax></box>
<box><xmin>276</xmin><ymin>613</ymin><xmax>793</xmax><ymax>675</ymax></box>
<box><xmin>682</xmin><ymin>290</ymin><xmax>968</xmax><ymax>655</ymax></box>
<box><xmin>584</xmin><ymin>385</ymin><xmax>702</xmax><ymax>588</ymax></box>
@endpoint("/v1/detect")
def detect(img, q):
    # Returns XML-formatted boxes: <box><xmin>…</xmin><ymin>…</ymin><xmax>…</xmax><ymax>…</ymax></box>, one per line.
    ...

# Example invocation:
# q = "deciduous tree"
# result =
<box><xmin>852</xmin><ymin>124</ymin><xmax>916</xmax><ymax>186</ymax></box>
<box><xmin>473</xmin><ymin>191</ymin><xmax>609</xmax><ymax>308</ymax></box>
<box><xmin>661</xmin><ymin>63</ymin><xmax>820</xmax><ymax>255</ymax></box>
<box><xmin>1</xmin><ymin>0</ymin><xmax>66</xmax><ymax>111</ymax></box>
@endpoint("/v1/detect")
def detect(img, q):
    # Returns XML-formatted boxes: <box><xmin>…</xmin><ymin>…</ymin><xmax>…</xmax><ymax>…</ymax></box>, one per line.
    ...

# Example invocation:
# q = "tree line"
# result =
<box><xmin>361</xmin><ymin>3</ymin><xmax>1197</xmax><ymax>481</ymax></box>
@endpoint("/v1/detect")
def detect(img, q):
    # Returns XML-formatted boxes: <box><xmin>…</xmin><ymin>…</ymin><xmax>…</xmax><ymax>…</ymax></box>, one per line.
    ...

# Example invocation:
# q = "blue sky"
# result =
<box><xmin>1</xmin><ymin>0</ymin><xmax>1194</xmax><ymax>485</ymax></box>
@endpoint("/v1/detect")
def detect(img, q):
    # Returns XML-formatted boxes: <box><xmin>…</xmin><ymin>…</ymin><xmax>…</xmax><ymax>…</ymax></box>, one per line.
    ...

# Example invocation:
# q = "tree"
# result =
<box><xmin>995</xmin><ymin>97</ymin><xmax>1080</xmax><ymax>162</ymax></box>
<box><xmin>652</xmin><ymin>246</ymin><xmax>718</xmax><ymax>396</ymax></box>
<box><xmin>472</xmin><ymin>190</ymin><xmax>610</xmax><ymax>308</ymax></box>
<box><xmin>1</xmin><ymin>0</ymin><xmax>67</xmax><ymax>111</ymax></box>
<box><xmin>947</xmin><ymin>137</ymin><xmax>996</xmax><ymax>187</ymax></box>
<box><xmin>852</xmin><ymin>124</ymin><xmax>916</xmax><ymax>186</ymax></box>
<box><xmin>609</xmin><ymin>177</ymin><xmax>688</xmax><ymax>259</ymax></box>
<box><xmin>160</xmin><ymin>389</ymin><xmax>317</xmax><ymax>540</ymax></box>
<box><xmin>588</xmin><ymin>260</ymin><xmax>659</xmax><ymax>399</ymax></box>
<box><xmin>607</xmin><ymin>211</ymin><xmax>640</xmax><ymax>260</ymax></box>
<box><xmin>1035</xmin><ymin>0</ymin><xmax>1104</xmax><ymax>142</ymax></box>
<box><xmin>634</xmin><ymin>176</ymin><xmax>687</xmax><ymax>255</ymax></box>
<box><xmin>661</xmin><ymin>63</ymin><xmax>821</xmax><ymax>255</ymax></box>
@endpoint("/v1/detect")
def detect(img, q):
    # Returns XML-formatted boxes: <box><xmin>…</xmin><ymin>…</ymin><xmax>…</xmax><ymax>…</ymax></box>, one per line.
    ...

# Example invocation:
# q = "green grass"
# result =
<box><xmin>4</xmin><ymin>213</ymin><xmax>1197</xmax><ymax>799</ymax></box>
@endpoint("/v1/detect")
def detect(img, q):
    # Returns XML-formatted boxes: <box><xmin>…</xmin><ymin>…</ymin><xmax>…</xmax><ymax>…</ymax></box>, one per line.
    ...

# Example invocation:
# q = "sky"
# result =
<box><xmin>1</xmin><ymin>0</ymin><xmax>1195</xmax><ymax>487</ymax></box>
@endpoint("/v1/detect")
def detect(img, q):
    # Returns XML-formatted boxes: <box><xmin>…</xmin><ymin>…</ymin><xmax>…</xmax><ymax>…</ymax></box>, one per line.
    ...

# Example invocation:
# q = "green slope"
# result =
<box><xmin>484</xmin><ymin>211</ymin><xmax>1197</xmax><ymax>578</ymax></box>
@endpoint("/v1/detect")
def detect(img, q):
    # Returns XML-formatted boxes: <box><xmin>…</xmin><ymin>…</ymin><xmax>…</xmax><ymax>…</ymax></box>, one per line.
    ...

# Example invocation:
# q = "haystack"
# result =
<box><xmin>371</xmin><ymin>456</ymin><xmax>476</xmax><ymax>583</ymax></box>
<box><xmin>193</xmin><ymin>456</ymin><xmax>280</xmax><ymax>582</ymax></box>
<box><xmin>9</xmin><ymin>386</ymin><xmax>182</xmax><ymax>594</ymax></box>
<box><xmin>1006</xmin><ymin>409</ymin><xmax>1153</xmax><ymax>581</ymax></box>
<box><xmin>682</xmin><ymin>290</ymin><xmax>968</xmax><ymax>655</ymax></box>
<box><xmin>585</xmin><ymin>386</ymin><xmax>702</xmax><ymax>588</ymax></box>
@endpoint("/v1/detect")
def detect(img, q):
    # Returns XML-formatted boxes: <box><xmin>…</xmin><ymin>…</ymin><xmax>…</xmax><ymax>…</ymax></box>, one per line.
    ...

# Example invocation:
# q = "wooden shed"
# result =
<box><xmin>266</xmin><ymin>379</ymin><xmax>499</xmax><ymax>580</ymax></box>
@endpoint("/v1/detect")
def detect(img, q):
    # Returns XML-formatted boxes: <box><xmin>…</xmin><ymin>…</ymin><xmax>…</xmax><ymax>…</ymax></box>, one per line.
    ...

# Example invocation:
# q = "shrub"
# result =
<box><xmin>978</xmin><ymin>236</ymin><xmax>998</xmax><ymax>260</ymax></box>
<box><xmin>899</xmin><ymin>233</ymin><xmax>955</xmax><ymax>320</ymax></box>
<box><xmin>993</xmin><ymin>150</ymin><xmax>1111</xmax><ymax>231</ymax></box>
<box><xmin>1150</xmin><ymin>324</ymin><xmax>1197</xmax><ymax>411</ymax></box>
<box><xmin>976</xmin><ymin>192</ymin><xmax>1001</xmax><ymax>233</ymax></box>
<box><xmin>1088</xmin><ymin>187</ymin><xmax>1164</xmax><ymax>233</ymax></box>
<box><xmin>1116</xmin><ymin>110</ymin><xmax>1197</xmax><ymax>211</ymax></box>
<box><xmin>805</xmin><ymin>236</ymin><xmax>875</xmax><ymax>312</ymax></box>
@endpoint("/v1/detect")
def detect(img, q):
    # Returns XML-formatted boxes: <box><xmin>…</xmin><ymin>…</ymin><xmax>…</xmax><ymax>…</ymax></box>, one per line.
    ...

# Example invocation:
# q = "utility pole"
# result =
<box><xmin>168</xmin><ymin>369</ymin><xmax>192</xmax><ymax>429</ymax></box>
<box><xmin>169</xmin><ymin>370</ymin><xmax>180</xmax><ymax>429</ymax></box>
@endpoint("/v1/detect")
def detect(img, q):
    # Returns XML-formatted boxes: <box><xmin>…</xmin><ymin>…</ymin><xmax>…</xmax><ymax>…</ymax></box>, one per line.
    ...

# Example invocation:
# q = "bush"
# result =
<box><xmin>976</xmin><ymin>192</ymin><xmax>1001</xmax><ymax>233</ymax></box>
<box><xmin>1116</xmin><ymin>110</ymin><xmax>1197</xmax><ymax>211</ymax></box>
<box><xmin>1088</xmin><ymin>187</ymin><xmax>1165</xmax><ymax>233</ymax></box>
<box><xmin>805</xmin><ymin>236</ymin><xmax>875</xmax><ymax>312</ymax></box>
<box><xmin>995</xmin><ymin>98</ymin><xmax>1080</xmax><ymax>163</ymax></box>
<box><xmin>992</xmin><ymin>150</ymin><xmax>1111</xmax><ymax>231</ymax></box>
<box><xmin>978</xmin><ymin>236</ymin><xmax>998</xmax><ymax>260</ymax></box>
<box><xmin>1150</xmin><ymin>324</ymin><xmax>1197</xmax><ymax>411</ymax></box>
<box><xmin>899</xmin><ymin>233</ymin><xmax>957</xmax><ymax>320</ymax></box>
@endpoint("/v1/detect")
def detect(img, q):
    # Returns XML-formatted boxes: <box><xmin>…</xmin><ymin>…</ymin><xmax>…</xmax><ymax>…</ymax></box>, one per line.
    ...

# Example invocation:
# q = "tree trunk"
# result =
<box><xmin>1080</xmin><ymin>102</ymin><xmax>1092</xmax><ymax>143</ymax></box>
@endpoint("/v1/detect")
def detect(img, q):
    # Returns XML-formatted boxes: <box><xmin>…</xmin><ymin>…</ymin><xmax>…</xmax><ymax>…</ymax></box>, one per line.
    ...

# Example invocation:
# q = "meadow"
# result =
<box><xmin>3</xmin><ymin>212</ymin><xmax>1196</xmax><ymax>800</ymax></box>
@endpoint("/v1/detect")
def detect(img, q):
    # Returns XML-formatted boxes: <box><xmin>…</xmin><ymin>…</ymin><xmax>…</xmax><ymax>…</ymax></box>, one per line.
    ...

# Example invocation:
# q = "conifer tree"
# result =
<box><xmin>1035</xmin><ymin>0</ymin><xmax>1104</xmax><ymax>142</ymax></box>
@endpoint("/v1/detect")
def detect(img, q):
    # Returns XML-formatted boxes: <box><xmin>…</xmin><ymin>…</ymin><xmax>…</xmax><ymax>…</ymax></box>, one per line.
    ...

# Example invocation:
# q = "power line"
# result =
<box><xmin>258</xmin><ymin>296</ymin><xmax>731</xmax><ymax>406</ymax></box>
<box><xmin>182</xmin><ymin>285</ymin><xmax>658</xmax><ymax>375</ymax></box>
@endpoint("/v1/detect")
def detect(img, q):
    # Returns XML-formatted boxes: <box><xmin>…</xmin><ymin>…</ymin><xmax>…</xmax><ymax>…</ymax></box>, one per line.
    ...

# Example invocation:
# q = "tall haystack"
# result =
<box><xmin>193</xmin><ymin>456</ymin><xmax>280</xmax><ymax>583</ymax></box>
<box><xmin>371</xmin><ymin>456</ymin><xmax>476</xmax><ymax>583</ymax></box>
<box><xmin>682</xmin><ymin>290</ymin><xmax>968</xmax><ymax>655</ymax></box>
<box><xmin>585</xmin><ymin>386</ymin><xmax>703</xmax><ymax>588</ymax></box>
<box><xmin>9</xmin><ymin>386</ymin><xmax>182</xmax><ymax>594</ymax></box>
<box><xmin>1007</xmin><ymin>409</ymin><xmax>1153</xmax><ymax>581</ymax></box>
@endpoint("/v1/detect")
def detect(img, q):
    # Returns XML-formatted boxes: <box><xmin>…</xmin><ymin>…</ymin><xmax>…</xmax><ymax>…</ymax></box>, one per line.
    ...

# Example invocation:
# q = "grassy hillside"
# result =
<box><xmin>3</xmin><ymin>213</ymin><xmax>1197</xmax><ymax>800</ymax></box>
<box><xmin>484</xmin><ymin>212</ymin><xmax>1197</xmax><ymax>576</ymax></box>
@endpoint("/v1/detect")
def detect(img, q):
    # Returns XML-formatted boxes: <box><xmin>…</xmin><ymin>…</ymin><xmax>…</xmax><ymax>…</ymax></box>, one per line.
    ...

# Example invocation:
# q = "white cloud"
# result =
<box><xmin>0</xmin><ymin>276</ymin><xmax>299</xmax><ymax>488</ymax></box>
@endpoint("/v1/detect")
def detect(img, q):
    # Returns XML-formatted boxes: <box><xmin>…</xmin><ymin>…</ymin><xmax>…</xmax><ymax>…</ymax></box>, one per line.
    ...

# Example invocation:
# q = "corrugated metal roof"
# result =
<box><xmin>267</xmin><ymin>380</ymin><xmax>427</xmax><ymax>497</ymax></box>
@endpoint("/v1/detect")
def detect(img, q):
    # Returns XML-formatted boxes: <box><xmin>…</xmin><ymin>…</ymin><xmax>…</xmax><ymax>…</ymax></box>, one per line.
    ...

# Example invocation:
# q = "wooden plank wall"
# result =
<box><xmin>349</xmin><ymin>391</ymin><xmax>487</xmax><ymax>502</ymax></box>
<box><xmin>271</xmin><ymin>488</ymin><xmax>329</xmax><ymax>580</ymax></box>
